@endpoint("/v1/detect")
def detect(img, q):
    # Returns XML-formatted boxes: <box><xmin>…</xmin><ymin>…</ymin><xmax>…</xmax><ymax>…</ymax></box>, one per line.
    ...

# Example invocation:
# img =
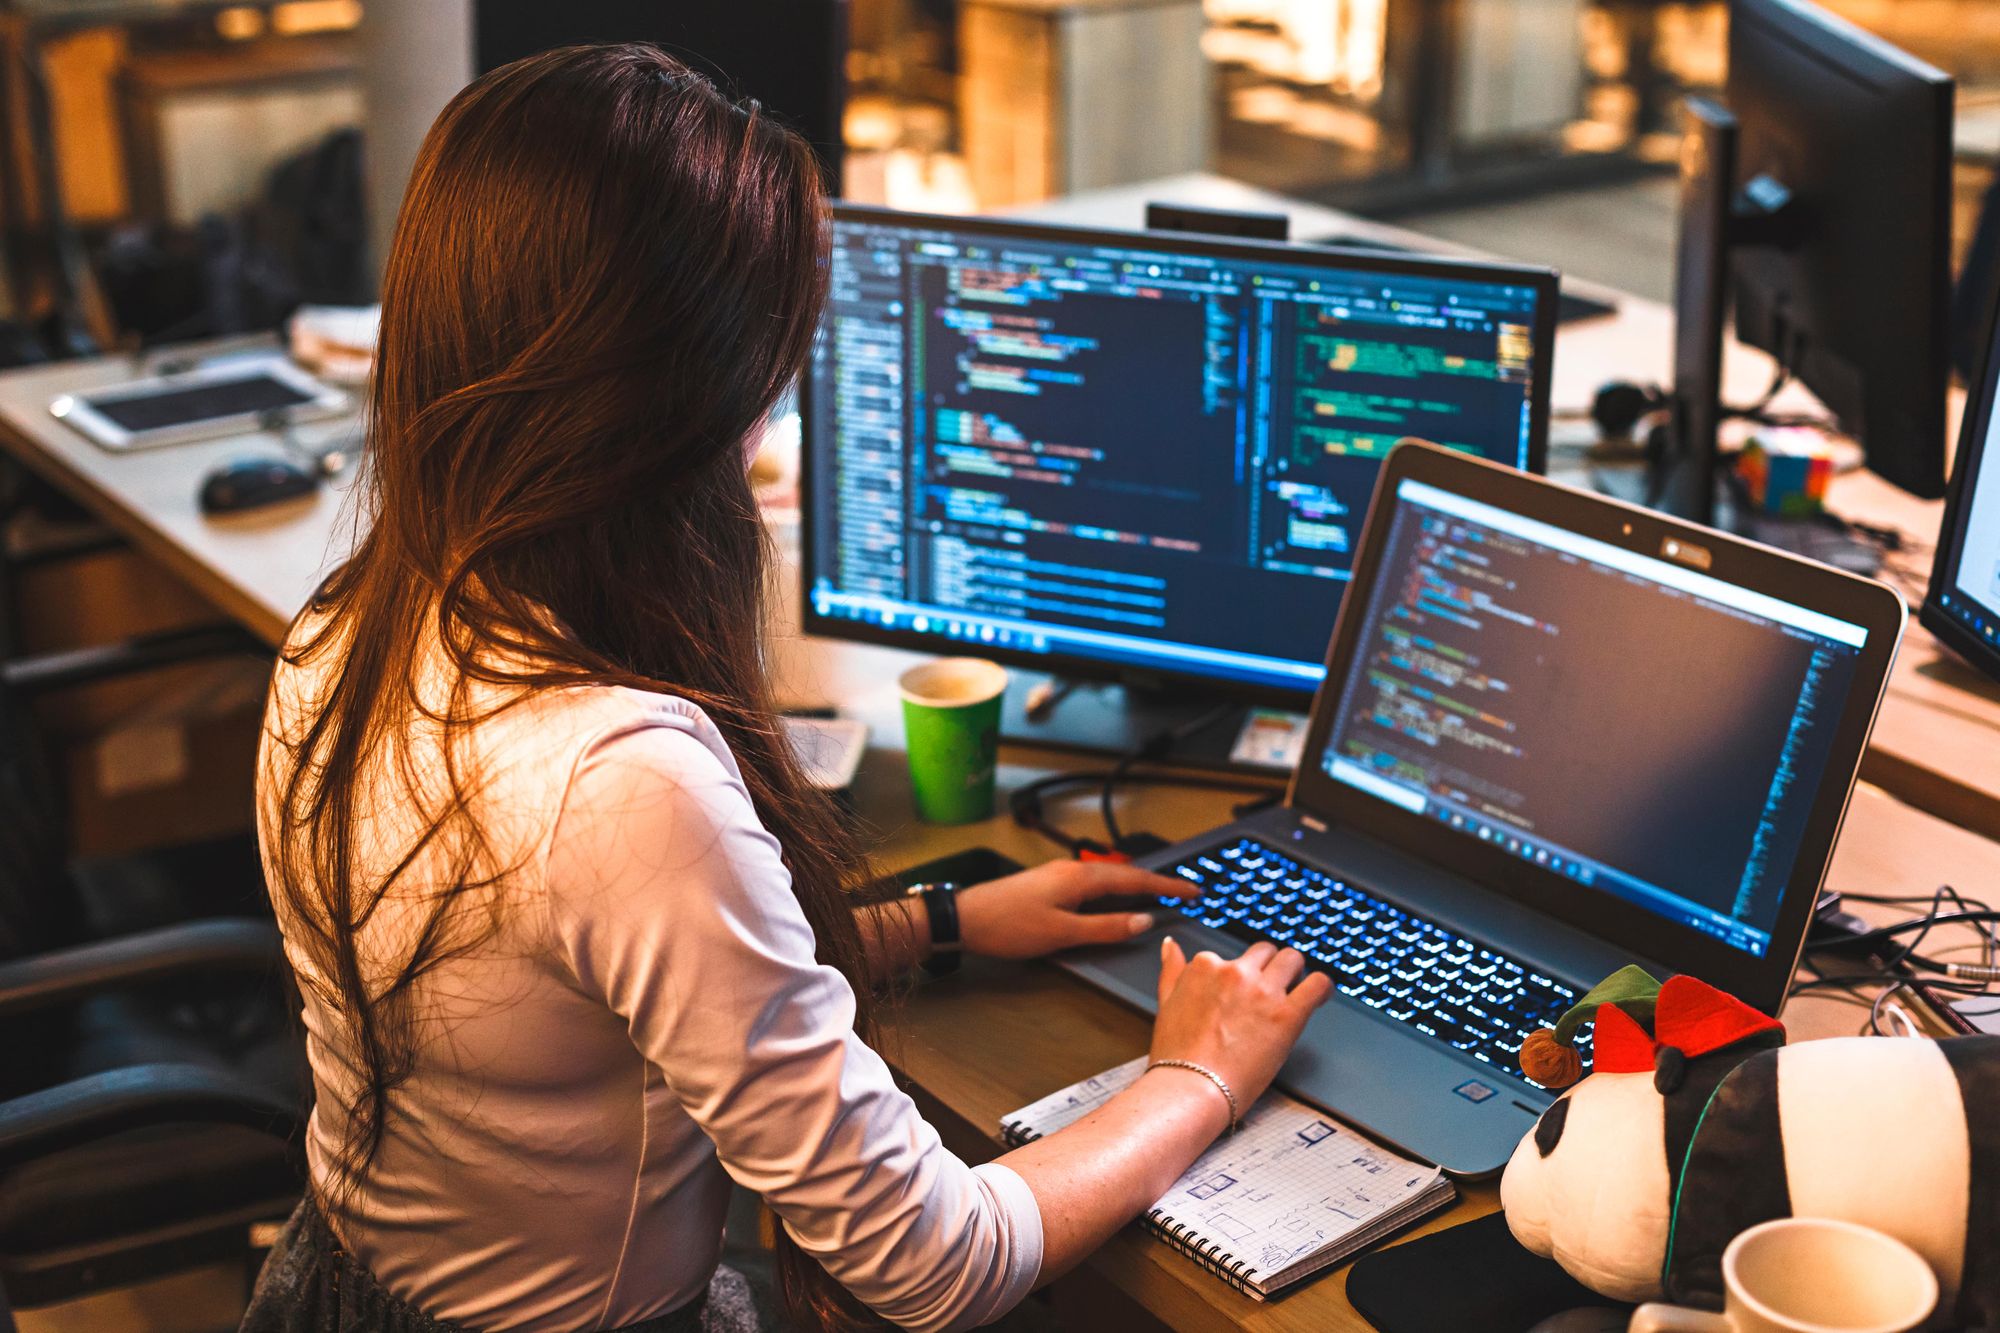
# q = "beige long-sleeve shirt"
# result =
<box><xmin>257</xmin><ymin>633</ymin><xmax>1043</xmax><ymax>1331</ymax></box>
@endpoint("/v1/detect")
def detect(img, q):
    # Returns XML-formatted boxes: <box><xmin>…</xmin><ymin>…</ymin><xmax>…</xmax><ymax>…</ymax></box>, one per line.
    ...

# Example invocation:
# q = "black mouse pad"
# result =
<box><xmin>1346</xmin><ymin>1211</ymin><xmax>1633</xmax><ymax>1332</ymax></box>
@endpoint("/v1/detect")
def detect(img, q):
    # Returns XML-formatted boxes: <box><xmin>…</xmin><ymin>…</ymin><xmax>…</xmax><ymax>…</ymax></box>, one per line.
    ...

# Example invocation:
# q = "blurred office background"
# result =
<box><xmin>1</xmin><ymin>0</ymin><xmax>1998</xmax><ymax>354</ymax></box>
<box><xmin>2</xmin><ymin>0</ymin><xmax>1999</xmax><ymax>352</ymax></box>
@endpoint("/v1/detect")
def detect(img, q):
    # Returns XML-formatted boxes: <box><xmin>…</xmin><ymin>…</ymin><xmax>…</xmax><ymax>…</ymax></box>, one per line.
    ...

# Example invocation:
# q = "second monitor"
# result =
<box><xmin>803</xmin><ymin>207</ymin><xmax>1560</xmax><ymax>761</ymax></box>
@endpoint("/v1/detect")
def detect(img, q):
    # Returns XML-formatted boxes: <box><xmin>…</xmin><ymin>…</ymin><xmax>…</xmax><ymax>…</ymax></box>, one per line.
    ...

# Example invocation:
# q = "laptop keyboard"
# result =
<box><xmin>1157</xmin><ymin>835</ymin><xmax>1580</xmax><ymax>1083</ymax></box>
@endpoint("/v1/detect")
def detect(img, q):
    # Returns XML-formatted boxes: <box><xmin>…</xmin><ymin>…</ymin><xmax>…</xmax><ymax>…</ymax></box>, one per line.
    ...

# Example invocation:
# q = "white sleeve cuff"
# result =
<box><xmin>945</xmin><ymin>1162</ymin><xmax>1045</xmax><ymax>1331</ymax></box>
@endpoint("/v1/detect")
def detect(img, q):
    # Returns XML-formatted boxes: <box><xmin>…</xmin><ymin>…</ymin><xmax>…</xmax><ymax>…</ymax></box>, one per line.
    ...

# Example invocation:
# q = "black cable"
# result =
<box><xmin>1800</xmin><ymin>905</ymin><xmax>2000</xmax><ymax>959</ymax></box>
<box><xmin>1010</xmin><ymin>763</ymin><xmax>1281</xmax><ymax>858</ymax></box>
<box><xmin>1846</xmin><ymin>886</ymin><xmax>1999</xmax><ymax>958</ymax></box>
<box><xmin>1100</xmin><ymin>704</ymin><xmax>1236</xmax><ymax>852</ymax></box>
<box><xmin>1792</xmin><ymin>885</ymin><xmax>2000</xmax><ymax>1036</ymax></box>
<box><xmin>1786</xmin><ymin>882</ymin><xmax>2000</xmax><ymax>1020</ymax></box>
<box><xmin>1877</xmin><ymin>886</ymin><xmax>1995</xmax><ymax>975</ymax></box>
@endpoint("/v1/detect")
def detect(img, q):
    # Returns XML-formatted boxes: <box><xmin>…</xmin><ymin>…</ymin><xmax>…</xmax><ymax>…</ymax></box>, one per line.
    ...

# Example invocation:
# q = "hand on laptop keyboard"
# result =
<box><xmin>1151</xmin><ymin>934</ymin><xmax>1334</xmax><ymax>1114</ymax></box>
<box><xmin>954</xmin><ymin>859</ymin><xmax>1197</xmax><ymax>960</ymax></box>
<box><xmin>1158</xmin><ymin>836</ymin><xmax>1580</xmax><ymax>1083</ymax></box>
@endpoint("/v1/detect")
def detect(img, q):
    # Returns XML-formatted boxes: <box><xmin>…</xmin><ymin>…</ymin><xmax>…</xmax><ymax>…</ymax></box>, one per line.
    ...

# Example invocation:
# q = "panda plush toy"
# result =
<box><xmin>1500</xmin><ymin>966</ymin><xmax>2000</xmax><ymax>1326</ymax></box>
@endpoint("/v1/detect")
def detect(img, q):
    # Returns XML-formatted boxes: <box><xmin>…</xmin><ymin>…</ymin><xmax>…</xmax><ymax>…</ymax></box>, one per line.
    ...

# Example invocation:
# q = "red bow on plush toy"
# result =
<box><xmin>1520</xmin><ymin>967</ymin><xmax>1784</xmax><ymax>1091</ymax></box>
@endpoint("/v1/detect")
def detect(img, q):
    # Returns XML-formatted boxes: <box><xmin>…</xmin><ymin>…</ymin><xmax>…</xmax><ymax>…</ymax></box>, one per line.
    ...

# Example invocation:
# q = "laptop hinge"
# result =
<box><xmin>1299</xmin><ymin>814</ymin><xmax>1329</xmax><ymax>833</ymax></box>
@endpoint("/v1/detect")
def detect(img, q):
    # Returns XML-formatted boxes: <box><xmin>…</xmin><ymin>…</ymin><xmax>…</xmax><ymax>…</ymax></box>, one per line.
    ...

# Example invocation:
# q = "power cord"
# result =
<box><xmin>1099</xmin><ymin>704</ymin><xmax>1237</xmax><ymax>853</ymax></box>
<box><xmin>258</xmin><ymin>408</ymin><xmax>352</xmax><ymax>480</ymax></box>
<box><xmin>1792</xmin><ymin>883</ymin><xmax>2000</xmax><ymax>1033</ymax></box>
<box><xmin>1010</xmin><ymin>765</ymin><xmax>1282</xmax><ymax>860</ymax></box>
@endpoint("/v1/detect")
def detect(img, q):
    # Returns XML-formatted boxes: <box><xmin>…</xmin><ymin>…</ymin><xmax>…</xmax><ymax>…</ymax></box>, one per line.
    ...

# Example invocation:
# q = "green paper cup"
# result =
<box><xmin>899</xmin><ymin>658</ymin><xmax>1008</xmax><ymax>825</ymax></box>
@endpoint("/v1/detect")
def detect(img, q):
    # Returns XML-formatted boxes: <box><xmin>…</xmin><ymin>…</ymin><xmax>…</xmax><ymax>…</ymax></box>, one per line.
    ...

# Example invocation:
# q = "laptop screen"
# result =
<box><xmin>1314</xmin><ymin>477</ymin><xmax>1871</xmax><ymax>959</ymax></box>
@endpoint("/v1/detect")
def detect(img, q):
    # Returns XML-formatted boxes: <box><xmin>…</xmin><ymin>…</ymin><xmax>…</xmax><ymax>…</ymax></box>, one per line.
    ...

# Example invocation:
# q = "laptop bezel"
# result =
<box><xmin>1286</xmin><ymin>441</ymin><xmax>1906</xmax><ymax>1014</ymax></box>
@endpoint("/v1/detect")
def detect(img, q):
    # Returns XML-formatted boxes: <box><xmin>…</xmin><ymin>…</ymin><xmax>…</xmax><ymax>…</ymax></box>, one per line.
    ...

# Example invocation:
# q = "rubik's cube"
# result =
<box><xmin>1735</xmin><ymin>429</ymin><xmax>1835</xmax><ymax>516</ymax></box>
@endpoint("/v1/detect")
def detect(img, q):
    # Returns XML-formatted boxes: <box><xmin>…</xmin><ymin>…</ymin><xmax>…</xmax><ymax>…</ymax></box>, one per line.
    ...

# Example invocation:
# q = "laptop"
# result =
<box><xmin>1059</xmin><ymin>440</ymin><xmax>1905</xmax><ymax>1176</ymax></box>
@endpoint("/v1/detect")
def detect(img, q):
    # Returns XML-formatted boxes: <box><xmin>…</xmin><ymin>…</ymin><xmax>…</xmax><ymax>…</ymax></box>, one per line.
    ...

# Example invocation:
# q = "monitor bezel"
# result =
<box><xmin>1920</xmin><ymin>266</ymin><xmax>2000</xmax><ymax>683</ymax></box>
<box><xmin>800</xmin><ymin>203</ymin><xmax>1561</xmax><ymax>707</ymax></box>
<box><xmin>1289</xmin><ymin>441</ymin><xmax>1906</xmax><ymax>1014</ymax></box>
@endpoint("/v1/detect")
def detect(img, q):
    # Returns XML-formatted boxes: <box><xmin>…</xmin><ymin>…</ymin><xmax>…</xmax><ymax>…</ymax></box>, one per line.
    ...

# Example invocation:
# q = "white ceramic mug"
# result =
<box><xmin>1628</xmin><ymin>1218</ymin><xmax>1938</xmax><ymax>1333</ymax></box>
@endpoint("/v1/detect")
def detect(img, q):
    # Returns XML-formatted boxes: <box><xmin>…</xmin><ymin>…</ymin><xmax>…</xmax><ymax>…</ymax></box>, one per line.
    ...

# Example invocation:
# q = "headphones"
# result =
<box><xmin>1591</xmin><ymin>379</ymin><xmax>1670</xmax><ymax>442</ymax></box>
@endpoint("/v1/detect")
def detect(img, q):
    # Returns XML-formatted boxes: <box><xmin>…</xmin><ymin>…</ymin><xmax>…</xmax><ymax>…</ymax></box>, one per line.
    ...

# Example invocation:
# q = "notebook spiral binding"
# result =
<box><xmin>1146</xmin><ymin>1209</ymin><xmax>1259</xmax><ymax>1295</ymax></box>
<box><xmin>999</xmin><ymin>1120</ymin><xmax>1041</xmax><ymax>1148</ymax></box>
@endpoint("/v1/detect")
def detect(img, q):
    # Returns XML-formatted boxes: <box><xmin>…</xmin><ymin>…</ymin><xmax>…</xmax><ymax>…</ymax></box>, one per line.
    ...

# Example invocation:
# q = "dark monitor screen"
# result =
<box><xmin>803</xmin><ymin>208</ymin><xmax>1557</xmax><ymax>698</ymax></box>
<box><xmin>1315</xmin><ymin>476</ymin><xmax>1870</xmax><ymax>958</ymax></box>
<box><xmin>471</xmin><ymin>1</ymin><xmax>847</xmax><ymax>188</ymax></box>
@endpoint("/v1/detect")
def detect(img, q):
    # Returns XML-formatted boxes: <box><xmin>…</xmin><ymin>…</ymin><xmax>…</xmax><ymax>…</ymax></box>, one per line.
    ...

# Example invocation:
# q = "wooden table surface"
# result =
<box><xmin>5</xmin><ymin>174</ymin><xmax>2000</xmax><ymax>1328</ymax></box>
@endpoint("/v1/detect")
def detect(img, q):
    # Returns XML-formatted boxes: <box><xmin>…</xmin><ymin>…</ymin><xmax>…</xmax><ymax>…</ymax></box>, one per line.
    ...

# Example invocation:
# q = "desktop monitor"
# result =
<box><xmin>802</xmin><ymin>206</ymin><xmax>1558</xmax><ymax>758</ymax></box>
<box><xmin>1726</xmin><ymin>0</ymin><xmax>1953</xmax><ymax>499</ymax></box>
<box><xmin>1924</xmin><ymin>273</ymin><xmax>2000</xmax><ymax>684</ymax></box>
<box><xmin>471</xmin><ymin>1</ymin><xmax>848</xmax><ymax>190</ymax></box>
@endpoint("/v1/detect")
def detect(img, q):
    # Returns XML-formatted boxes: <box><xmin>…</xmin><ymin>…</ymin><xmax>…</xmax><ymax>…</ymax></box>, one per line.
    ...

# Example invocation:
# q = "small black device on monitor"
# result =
<box><xmin>801</xmin><ymin>206</ymin><xmax>1559</xmax><ymax>766</ymax></box>
<box><xmin>1059</xmin><ymin>440</ymin><xmax>1905</xmax><ymax>1175</ymax></box>
<box><xmin>1922</xmin><ymin>261</ymin><xmax>2000</xmax><ymax>685</ymax></box>
<box><xmin>1649</xmin><ymin>0</ymin><xmax>1954</xmax><ymax>528</ymax></box>
<box><xmin>471</xmin><ymin>1</ymin><xmax>848</xmax><ymax>190</ymax></box>
<box><xmin>1143</xmin><ymin>201</ymin><xmax>1291</xmax><ymax>243</ymax></box>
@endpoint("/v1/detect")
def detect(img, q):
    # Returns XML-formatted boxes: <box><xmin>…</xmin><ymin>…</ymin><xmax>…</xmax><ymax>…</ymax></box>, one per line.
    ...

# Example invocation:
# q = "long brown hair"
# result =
<box><xmin>266</xmin><ymin>44</ymin><xmax>873</xmax><ymax>1328</ymax></box>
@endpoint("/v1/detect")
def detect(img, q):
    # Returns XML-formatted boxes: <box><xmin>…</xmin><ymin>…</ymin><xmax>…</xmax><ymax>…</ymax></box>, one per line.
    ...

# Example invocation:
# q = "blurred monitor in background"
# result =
<box><xmin>472</xmin><ymin>1</ymin><xmax>849</xmax><ymax>191</ymax></box>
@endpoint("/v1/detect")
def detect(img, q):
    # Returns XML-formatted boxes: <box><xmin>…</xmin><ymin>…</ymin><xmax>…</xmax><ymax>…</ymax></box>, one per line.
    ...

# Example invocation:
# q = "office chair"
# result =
<box><xmin>0</xmin><ymin>920</ymin><xmax>306</xmax><ymax>1308</ymax></box>
<box><xmin>0</xmin><ymin>552</ymin><xmax>308</xmax><ymax>1309</ymax></box>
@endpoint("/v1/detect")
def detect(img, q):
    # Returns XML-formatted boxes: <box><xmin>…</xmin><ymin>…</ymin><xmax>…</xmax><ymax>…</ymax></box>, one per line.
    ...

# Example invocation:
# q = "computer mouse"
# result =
<box><xmin>199</xmin><ymin>456</ymin><xmax>318</xmax><ymax>515</ymax></box>
<box><xmin>1525</xmin><ymin>1307</ymin><xmax>1632</xmax><ymax>1333</ymax></box>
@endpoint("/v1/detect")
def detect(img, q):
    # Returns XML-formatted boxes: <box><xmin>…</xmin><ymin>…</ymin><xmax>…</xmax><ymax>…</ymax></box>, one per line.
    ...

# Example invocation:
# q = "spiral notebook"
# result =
<box><xmin>999</xmin><ymin>1057</ymin><xmax>1456</xmax><ymax>1300</ymax></box>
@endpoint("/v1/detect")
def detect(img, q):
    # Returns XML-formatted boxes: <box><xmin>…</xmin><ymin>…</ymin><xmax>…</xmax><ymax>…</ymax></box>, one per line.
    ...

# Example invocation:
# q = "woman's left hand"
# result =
<box><xmin>955</xmin><ymin>859</ymin><xmax>1197</xmax><ymax>961</ymax></box>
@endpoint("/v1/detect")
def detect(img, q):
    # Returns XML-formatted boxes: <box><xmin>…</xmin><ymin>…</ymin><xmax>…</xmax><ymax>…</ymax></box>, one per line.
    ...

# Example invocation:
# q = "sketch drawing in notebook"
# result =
<box><xmin>1001</xmin><ymin>1056</ymin><xmax>1457</xmax><ymax>1298</ymax></box>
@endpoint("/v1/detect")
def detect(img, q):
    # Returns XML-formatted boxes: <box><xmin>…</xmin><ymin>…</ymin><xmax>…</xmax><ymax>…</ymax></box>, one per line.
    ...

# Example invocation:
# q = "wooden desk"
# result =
<box><xmin>0</xmin><ymin>338</ymin><xmax>364</xmax><ymax>644</ymax></box>
<box><xmin>2</xmin><ymin>175</ymin><xmax>1999</xmax><ymax>1328</ymax></box>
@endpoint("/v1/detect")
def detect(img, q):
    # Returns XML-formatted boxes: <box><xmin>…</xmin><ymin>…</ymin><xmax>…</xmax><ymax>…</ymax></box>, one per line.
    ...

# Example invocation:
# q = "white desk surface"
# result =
<box><xmin>3</xmin><ymin>172</ymin><xmax>1999</xmax><ymax>837</ymax></box>
<box><xmin>0</xmin><ymin>338</ymin><xmax>366</xmax><ymax>644</ymax></box>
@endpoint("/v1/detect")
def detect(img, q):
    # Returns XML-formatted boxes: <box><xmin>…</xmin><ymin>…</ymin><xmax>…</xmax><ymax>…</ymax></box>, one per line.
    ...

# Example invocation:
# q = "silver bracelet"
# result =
<box><xmin>1148</xmin><ymin>1059</ymin><xmax>1240</xmax><ymax>1132</ymax></box>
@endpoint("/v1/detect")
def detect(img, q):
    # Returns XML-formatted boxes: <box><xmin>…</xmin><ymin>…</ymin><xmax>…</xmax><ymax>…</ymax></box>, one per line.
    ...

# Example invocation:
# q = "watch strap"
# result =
<box><xmin>907</xmin><ymin>882</ymin><xmax>963</xmax><ymax>976</ymax></box>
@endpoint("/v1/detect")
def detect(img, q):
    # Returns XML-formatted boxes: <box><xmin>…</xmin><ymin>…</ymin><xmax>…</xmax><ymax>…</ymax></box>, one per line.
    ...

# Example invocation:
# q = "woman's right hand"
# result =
<box><xmin>997</xmin><ymin>935</ymin><xmax>1338</xmax><ymax>1278</ymax></box>
<box><xmin>1149</xmin><ymin>936</ymin><xmax>1334</xmax><ymax>1112</ymax></box>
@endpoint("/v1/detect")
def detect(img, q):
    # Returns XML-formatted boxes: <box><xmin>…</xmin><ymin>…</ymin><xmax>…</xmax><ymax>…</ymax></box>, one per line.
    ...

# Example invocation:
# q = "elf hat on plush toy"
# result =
<box><xmin>1520</xmin><ymin>965</ymin><xmax>1784</xmax><ymax>1090</ymax></box>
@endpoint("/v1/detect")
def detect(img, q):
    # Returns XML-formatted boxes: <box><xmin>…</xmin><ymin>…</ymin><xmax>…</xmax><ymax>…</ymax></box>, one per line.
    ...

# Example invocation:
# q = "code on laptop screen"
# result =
<box><xmin>1317</xmin><ymin>478</ymin><xmax>1868</xmax><ymax>957</ymax></box>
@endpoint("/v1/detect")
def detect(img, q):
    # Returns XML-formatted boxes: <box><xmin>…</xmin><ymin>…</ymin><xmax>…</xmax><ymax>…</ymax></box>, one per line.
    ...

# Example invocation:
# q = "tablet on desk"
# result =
<box><xmin>50</xmin><ymin>356</ymin><xmax>349</xmax><ymax>453</ymax></box>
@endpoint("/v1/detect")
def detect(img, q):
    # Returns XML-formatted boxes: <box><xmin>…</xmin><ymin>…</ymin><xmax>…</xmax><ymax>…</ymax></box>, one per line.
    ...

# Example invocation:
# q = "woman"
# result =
<box><xmin>249</xmin><ymin>44</ymin><xmax>1330</xmax><ymax>1333</ymax></box>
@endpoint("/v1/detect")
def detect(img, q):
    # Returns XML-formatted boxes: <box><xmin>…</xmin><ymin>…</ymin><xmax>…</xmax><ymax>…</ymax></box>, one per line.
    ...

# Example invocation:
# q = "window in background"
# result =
<box><xmin>1209</xmin><ymin>0</ymin><xmax>1724</xmax><ymax>210</ymax></box>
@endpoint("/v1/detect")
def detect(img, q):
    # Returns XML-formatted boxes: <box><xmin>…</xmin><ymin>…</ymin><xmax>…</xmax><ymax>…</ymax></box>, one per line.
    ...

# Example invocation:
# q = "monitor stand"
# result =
<box><xmin>999</xmin><ymin>671</ymin><xmax>1304</xmax><ymax>776</ymax></box>
<box><xmin>1612</xmin><ymin>99</ymin><xmax>1879</xmax><ymax>577</ymax></box>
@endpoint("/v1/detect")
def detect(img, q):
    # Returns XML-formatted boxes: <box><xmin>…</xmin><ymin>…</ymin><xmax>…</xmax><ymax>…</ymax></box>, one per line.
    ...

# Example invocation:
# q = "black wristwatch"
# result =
<box><xmin>906</xmin><ymin>882</ymin><xmax>963</xmax><ymax>977</ymax></box>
